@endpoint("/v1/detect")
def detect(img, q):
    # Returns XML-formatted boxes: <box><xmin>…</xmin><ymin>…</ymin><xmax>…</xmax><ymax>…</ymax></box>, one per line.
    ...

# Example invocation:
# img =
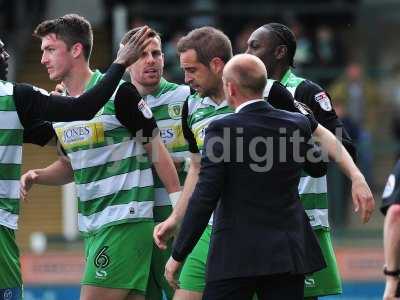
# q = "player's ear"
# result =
<box><xmin>71</xmin><ymin>43</ymin><xmax>83</xmax><ymax>59</ymax></box>
<box><xmin>275</xmin><ymin>45</ymin><xmax>287</xmax><ymax>61</ymax></box>
<box><xmin>209</xmin><ymin>57</ymin><xmax>225</xmax><ymax>75</ymax></box>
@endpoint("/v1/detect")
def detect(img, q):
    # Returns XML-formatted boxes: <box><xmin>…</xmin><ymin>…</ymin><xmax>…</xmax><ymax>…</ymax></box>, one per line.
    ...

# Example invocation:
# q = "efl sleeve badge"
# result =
<box><xmin>314</xmin><ymin>92</ymin><xmax>332</xmax><ymax>111</ymax></box>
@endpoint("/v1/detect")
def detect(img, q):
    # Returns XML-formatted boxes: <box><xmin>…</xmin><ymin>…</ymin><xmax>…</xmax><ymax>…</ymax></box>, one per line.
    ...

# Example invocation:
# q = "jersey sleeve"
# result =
<box><xmin>295</xmin><ymin>80</ymin><xmax>357</xmax><ymax>161</ymax></box>
<box><xmin>268</xmin><ymin>81</ymin><xmax>318</xmax><ymax>132</ymax></box>
<box><xmin>114</xmin><ymin>81</ymin><xmax>159</xmax><ymax>142</ymax></box>
<box><xmin>22</xmin><ymin>121</ymin><xmax>55</xmax><ymax>146</ymax></box>
<box><xmin>12</xmin><ymin>84</ymin><xmax>55</xmax><ymax>146</ymax></box>
<box><xmin>182</xmin><ymin>99</ymin><xmax>200</xmax><ymax>153</ymax></box>
<box><xmin>381</xmin><ymin>160</ymin><xmax>400</xmax><ymax>215</ymax></box>
<box><xmin>13</xmin><ymin>63</ymin><xmax>126</xmax><ymax>122</ymax></box>
<box><xmin>294</xmin><ymin>80</ymin><xmax>338</xmax><ymax>130</ymax></box>
<box><xmin>297</xmin><ymin>115</ymin><xmax>328</xmax><ymax>178</ymax></box>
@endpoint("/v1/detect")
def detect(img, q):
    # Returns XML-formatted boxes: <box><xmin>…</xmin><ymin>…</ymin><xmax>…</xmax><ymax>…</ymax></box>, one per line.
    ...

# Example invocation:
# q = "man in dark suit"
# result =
<box><xmin>164</xmin><ymin>54</ymin><xmax>326</xmax><ymax>300</ymax></box>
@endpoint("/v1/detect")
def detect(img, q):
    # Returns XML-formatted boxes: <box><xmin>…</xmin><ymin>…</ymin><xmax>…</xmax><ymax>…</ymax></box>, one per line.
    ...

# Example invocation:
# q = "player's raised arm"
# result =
<box><xmin>14</xmin><ymin>26</ymin><xmax>155</xmax><ymax>122</ymax></box>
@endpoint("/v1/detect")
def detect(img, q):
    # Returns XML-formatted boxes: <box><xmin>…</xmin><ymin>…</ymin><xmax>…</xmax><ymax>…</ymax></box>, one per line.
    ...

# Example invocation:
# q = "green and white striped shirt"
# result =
<box><xmin>184</xmin><ymin>94</ymin><xmax>234</xmax><ymax>225</ymax></box>
<box><xmin>280</xmin><ymin>70</ymin><xmax>329</xmax><ymax>230</ymax></box>
<box><xmin>145</xmin><ymin>78</ymin><xmax>190</xmax><ymax>221</ymax></box>
<box><xmin>0</xmin><ymin>81</ymin><xmax>23</xmax><ymax>230</ymax></box>
<box><xmin>53</xmin><ymin>71</ymin><xmax>154</xmax><ymax>235</ymax></box>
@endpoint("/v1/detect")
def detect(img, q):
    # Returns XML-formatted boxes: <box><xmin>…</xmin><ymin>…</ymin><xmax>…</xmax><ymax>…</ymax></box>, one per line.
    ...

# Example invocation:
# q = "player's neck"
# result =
<box><xmin>270</xmin><ymin>65</ymin><xmax>289</xmax><ymax>82</ymax></box>
<box><xmin>63</xmin><ymin>64</ymin><xmax>93</xmax><ymax>97</ymax></box>
<box><xmin>210</xmin><ymin>80</ymin><xmax>225</xmax><ymax>104</ymax></box>
<box><xmin>133</xmin><ymin>80</ymin><xmax>159</xmax><ymax>97</ymax></box>
<box><xmin>210</xmin><ymin>90</ymin><xmax>225</xmax><ymax>104</ymax></box>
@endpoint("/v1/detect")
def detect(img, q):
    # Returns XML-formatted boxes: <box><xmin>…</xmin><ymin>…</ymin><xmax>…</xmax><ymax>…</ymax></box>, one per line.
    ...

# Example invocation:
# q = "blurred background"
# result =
<box><xmin>2</xmin><ymin>0</ymin><xmax>399</xmax><ymax>299</ymax></box>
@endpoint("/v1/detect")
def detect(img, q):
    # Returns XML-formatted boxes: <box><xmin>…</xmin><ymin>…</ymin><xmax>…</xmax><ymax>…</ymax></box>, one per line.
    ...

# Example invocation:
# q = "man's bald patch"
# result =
<box><xmin>224</xmin><ymin>54</ymin><xmax>267</xmax><ymax>95</ymax></box>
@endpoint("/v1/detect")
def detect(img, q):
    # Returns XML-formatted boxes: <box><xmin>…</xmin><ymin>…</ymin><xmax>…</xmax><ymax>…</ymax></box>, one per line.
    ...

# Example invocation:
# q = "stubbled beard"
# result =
<box><xmin>200</xmin><ymin>85</ymin><xmax>219</xmax><ymax>99</ymax></box>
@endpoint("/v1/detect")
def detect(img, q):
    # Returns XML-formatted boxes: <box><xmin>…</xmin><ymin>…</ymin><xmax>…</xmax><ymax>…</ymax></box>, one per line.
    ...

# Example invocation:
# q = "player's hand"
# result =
<box><xmin>154</xmin><ymin>215</ymin><xmax>179</xmax><ymax>250</ymax></box>
<box><xmin>351</xmin><ymin>174</ymin><xmax>375</xmax><ymax>223</ymax></box>
<box><xmin>20</xmin><ymin>170</ymin><xmax>39</xmax><ymax>202</ymax></box>
<box><xmin>114</xmin><ymin>26</ymin><xmax>154</xmax><ymax>67</ymax></box>
<box><xmin>50</xmin><ymin>83</ymin><xmax>65</xmax><ymax>95</ymax></box>
<box><xmin>164</xmin><ymin>256</ymin><xmax>182</xmax><ymax>290</ymax></box>
<box><xmin>383</xmin><ymin>276</ymin><xmax>400</xmax><ymax>300</ymax></box>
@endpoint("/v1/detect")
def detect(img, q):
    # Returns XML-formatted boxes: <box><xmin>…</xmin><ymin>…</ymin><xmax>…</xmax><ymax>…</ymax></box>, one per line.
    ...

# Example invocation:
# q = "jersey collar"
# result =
<box><xmin>85</xmin><ymin>70</ymin><xmax>102</xmax><ymax>91</ymax></box>
<box><xmin>201</xmin><ymin>97</ymin><xmax>228</xmax><ymax>109</ymax></box>
<box><xmin>150</xmin><ymin>77</ymin><xmax>168</xmax><ymax>97</ymax></box>
<box><xmin>280</xmin><ymin>69</ymin><xmax>292</xmax><ymax>86</ymax></box>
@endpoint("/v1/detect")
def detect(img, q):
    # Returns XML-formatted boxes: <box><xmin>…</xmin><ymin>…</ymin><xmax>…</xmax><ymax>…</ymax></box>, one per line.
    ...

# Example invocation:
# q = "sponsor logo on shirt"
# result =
<box><xmin>314</xmin><ymin>92</ymin><xmax>332</xmax><ymax>111</ymax></box>
<box><xmin>55</xmin><ymin>122</ymin><xmax>105</xmax><ymax>150</ymax></box>
<box><xmin>160</xmin><ymin>127</ymin><xmax>176</xmax><ymax>145</ymax></box>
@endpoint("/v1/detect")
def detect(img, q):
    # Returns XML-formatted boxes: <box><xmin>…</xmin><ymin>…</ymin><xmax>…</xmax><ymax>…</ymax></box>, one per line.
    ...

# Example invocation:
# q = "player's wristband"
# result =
<box><xmin>169</xmin><ymin>191</ymin><xmax>182</xmax><ymax>208</ymax></box>
<box><xmin>383</xmin><ymin>266</ymin><xmax>400</xmax><ymax>277</ymax></box>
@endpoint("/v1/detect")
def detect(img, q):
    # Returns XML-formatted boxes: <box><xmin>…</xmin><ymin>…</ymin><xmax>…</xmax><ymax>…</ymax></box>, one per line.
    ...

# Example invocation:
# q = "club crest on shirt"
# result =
<box><xmin>314</xmin><ymin>92</ymin><xmax>332</xmax><ymax>111</ymax></box>
<box><xmin>383</xmin><ymin>174</ymin><xmax>396</xmax><ymax>198</ymax></box>
<box><xmin>168</xmin><ymin>102</ymin><xmax>183</xmax><ymax>120</ymax></box>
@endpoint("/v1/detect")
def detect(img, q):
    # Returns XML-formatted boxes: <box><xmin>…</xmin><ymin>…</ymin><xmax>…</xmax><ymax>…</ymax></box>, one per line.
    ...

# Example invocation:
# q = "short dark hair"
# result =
<box><xmin>263</xmin><ymin>23</ymin><xmax>296</xmax><ymax>67</ymax></box>
<box><xmin>177</xmin><ymin>26</ymin><xmax>233</xmax><ymax>66</ymax></box>
<box><xmin>34</xmin><ymin>14</ymin><xmax>93</xmax><ymax>61</ymax></box>
<box><xmin>120</xmin><ymin>26</ymin><xmax>161</xmax><ymax>46</ymax></box>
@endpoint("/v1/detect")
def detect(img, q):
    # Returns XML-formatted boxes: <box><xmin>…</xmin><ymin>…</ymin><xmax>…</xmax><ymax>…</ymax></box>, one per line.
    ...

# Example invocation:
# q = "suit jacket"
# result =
<box><xmin>172</xmin><ymin>100</ymin><xmax>326</xmax><ymax>282</ymax></box>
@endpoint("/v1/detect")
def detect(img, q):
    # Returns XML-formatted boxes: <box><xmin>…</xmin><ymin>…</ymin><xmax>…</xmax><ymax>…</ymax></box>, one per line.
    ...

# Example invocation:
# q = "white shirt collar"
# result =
<box><xmin>263</xmin><ymin>79</ymin><xmax>276</xmax><ymax>98</ymax></box>
<box><xmin>235</xmin><ymin>99</ymin><xmax>265</xmax><ymax>113</ymax></box>
<box><xmin>202</xmin><ymin>97</ymin><xmax>228</xmax><ymax>108</ymax></box>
